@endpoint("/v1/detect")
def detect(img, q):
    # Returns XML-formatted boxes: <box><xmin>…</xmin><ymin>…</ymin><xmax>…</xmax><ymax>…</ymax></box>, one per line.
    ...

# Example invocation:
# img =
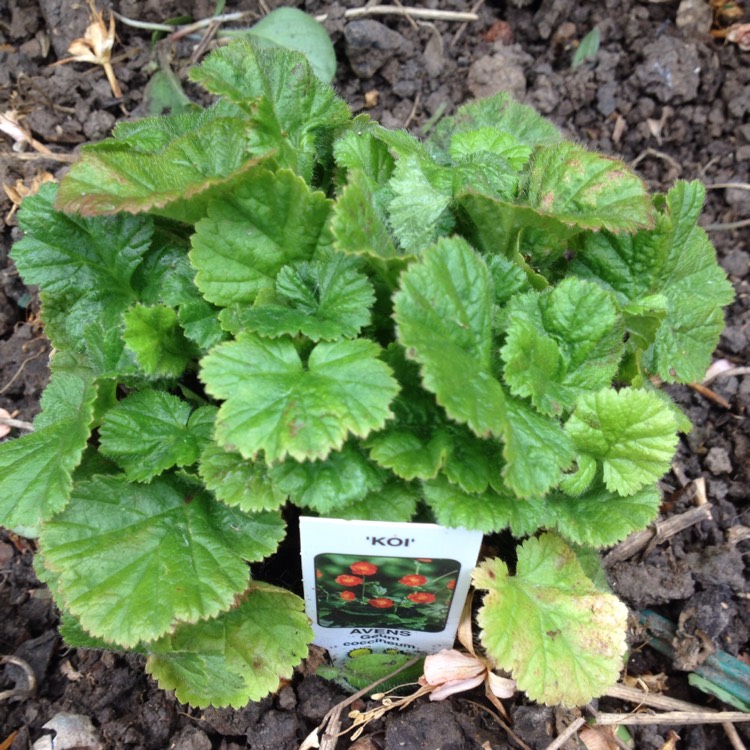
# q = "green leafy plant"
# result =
<box><xmin>0</xmin><ymin>41</ymin><xmax>733</xmax><ymax>708</ymax></box>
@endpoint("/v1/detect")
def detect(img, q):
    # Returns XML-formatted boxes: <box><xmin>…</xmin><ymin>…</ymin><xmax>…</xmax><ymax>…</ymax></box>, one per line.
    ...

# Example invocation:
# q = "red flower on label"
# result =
<box><xmin>368</xmin><ymin>597</ymin><xmax>394</xmax><ymax>609</ymax></box>
<box><xmin>335</xmin><ymin>574</ymin><xmax>364</xmax><ymax>586</ymax></box>
<box><xmin>446</xmin><ymin>579</ymin><xmax>456</xmax><ymax>590</ymax></box>
<box><xmin>415</xmin><ymin>558</ymin><xmax>433</xmax><ymax>562</ymax></box>
<box><xmin>316</xmin><ymin>569</ymin><xmax>323</xmax><ymax>579</ymax></box>
<box><xmin>350</xmin><ymin>561</ymin><xmax>378</xmax><ymax>575</ymax></box>
<box><xmin>399</xmin><ymin>574</ymin><xmax>428</xmax><ymax>587</ymax></box>
<box><xmin>340</xmin><ymin>590</ymin><xmax>356</xmax><ymax>601</ymax></box>
<box><xmin>407</xmin><ymin>592</ymin><xmax>436</xmax><ymax>604</ymax></box>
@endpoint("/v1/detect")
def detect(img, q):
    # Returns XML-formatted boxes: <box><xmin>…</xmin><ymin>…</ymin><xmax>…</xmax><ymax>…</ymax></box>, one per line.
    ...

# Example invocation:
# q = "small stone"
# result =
<box><xmin>344</xmin><ymin>20</ymin><xmax>406</xmax><ymax>79</ymax></box>
<box><xmin>635</xmin><ymin>36</ymin><xmax>701</xmax><ymax>103</ymax></box>
<box><xmin>468</xmin><ymin>44</ymin><xmax>532</xmax><ymax>101</ymax></box>
<box><xmin>722</xmin><ymin>248</ymin><xmax>750</xmax><ymax>278</ymax></box>
<box><xmin>168</xmin><ymin>726</ymin><xmax>212</xmax><ymax>750</ymax></box>
<box><xmin>705</xmin><ymin>446</ymin><xmax>732</xmax><ymax>475</ymax></box>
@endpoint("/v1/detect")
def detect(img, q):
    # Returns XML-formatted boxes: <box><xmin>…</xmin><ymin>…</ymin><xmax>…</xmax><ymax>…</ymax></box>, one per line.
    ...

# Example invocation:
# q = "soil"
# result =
<box><xmin>1</xmin><ymin>0</ymin><xmax>749</xmax><ymax>748</ymax></box>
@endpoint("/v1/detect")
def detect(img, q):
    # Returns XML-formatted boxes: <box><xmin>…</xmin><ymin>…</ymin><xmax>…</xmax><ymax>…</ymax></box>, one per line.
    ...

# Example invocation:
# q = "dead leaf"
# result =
<box><xmin>726</xmin><ymin>22</ymin><xmax>750</xmax><ymax>49</ymax></box>
<box><xmin>657</xmin><ymin>729</ymin><xmax>680</xmax><ymax>750</ymax></box>
<box><xmin>3</xmin><ymin>171</ymin><xmax>56</xmax><ymax>221</ymax></box>
<box><xmin>52</xmin><ymin>1</ymin><xmax>121</xmax><ymax>98</ymax></box>
<box><xmin>364</xmin><ymin>89</ymin><xmax>380</xmax><ymax>108</ymax></box>
<box><xmin>579</xmin><ymin>725</ymin><xmax>621</xmax><ymax>750</ymax></box>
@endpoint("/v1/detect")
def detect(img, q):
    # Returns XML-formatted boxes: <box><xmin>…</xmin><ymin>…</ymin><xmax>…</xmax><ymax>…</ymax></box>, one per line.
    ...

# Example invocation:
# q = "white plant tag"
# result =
<box><xmin>300</xmin><ymin>517</ymin><xmax>483</xmax><ymax>665</ymax></box>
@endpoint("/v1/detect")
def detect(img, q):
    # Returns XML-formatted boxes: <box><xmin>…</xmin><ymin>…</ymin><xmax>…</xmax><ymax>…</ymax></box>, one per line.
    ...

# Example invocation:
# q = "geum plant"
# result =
<box><xmin>0</xmin><ymin>41</ymin><xmax>732</xmax><ymax>708</ymax></box>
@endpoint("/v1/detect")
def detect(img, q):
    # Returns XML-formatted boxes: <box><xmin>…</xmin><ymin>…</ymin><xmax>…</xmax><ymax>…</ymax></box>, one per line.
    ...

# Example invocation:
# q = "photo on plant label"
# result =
<box><xmin>314</xmin><ymin>554</ymin><xmax>460</xmax><ymax>632</ymax></box>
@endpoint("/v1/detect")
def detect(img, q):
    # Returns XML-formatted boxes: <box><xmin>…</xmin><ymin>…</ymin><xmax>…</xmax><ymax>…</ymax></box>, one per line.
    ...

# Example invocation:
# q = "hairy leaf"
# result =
<box><xmin>271</xmin><ymin>443</ymin><xmax>385</xmax><ymax>513</ymax></box>
<box><xmin>501</xmin><ymin>278</ymin><xmax>624</xmax><ymax>415</ymax></box>
<box><xmin>201</xmin><ymin>333</ymin><xmax>399</xmax><ymax>462</ymax></box>
<box><xmin>424</xmin><ymin>476</ymin><xmax>544</xmax><ymax>535</ymax></box>
<box><xmin>190</xmin><ymin>168</ymin><xmax>332</xmax><ymax>307</ymax></box>
<box><xmin>548</xmin><ymin>483</ymin><xmax>661</xmax><ymax>547</ymax></box>
<box><xmin>565</xmin><ymin>388</ymin><xmax>679</xmax><ymax>496</ymax></box>
<box><xmin>123</xmin><ymin>304</ymin><xmax>196</xmax><ymax>378</ymax></box>
<box><xmin>199</xmin><ymin>443</ymin><xmax>287</xmax><ymax>512</ymax></box>
<box><xmin>56</xmin><ymin>104</ymin><xmax>263</xmax><ymax>220</ymax></box>
<box><xmin>221</xmin><ymin>256</ymin><xmax>374</xmax><ymax>341</ymax></box>
<box><xmin>41</xmin><ymin>474</ymin><xmax>285</xmax><ymax>647</ymax></box>
<box><xmin>523</xmin><ymin>142</ymin><xmax>654</xmax><ymax>233</ymax></box>
<box><xmin>474</xmin><ymin>534</ymin><xmax>628</xmax><ymax>705</ymax></box>
<box><xmin>99</xmin><ymin>391</ymin><xmax>214</xmax><ymax>481</ymax></box>
<box><xmin>331</xmin><ymin>480</ymin><xmax>420</xmax><ymax>522</ymax></box>
<box><xmin>146</xmin><ymin>582</ymin><xmax>311</xmax><ymax>707</ymax></box>
<box><xmin>393</xmin><ymin>237</ymin><xmax>507</xmax><ymax>437</ymax></box>
<box><xmin>189</xmin><ymin>41</ymin><xmax>350</xmax><ymax>180</ymax></box>
<box><xmin>0</xmin><ymin>371</ymin><xmax>96</xmax><ymax>536</ymax></box>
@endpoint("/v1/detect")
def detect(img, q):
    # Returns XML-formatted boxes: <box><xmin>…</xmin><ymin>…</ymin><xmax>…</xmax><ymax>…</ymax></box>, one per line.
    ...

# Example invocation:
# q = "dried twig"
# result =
<box><xmin>315</xmin><ymin>6</ymin><xmax>479</xmax><ymax>23</ymax></box>
<box><xmin>603</xmin><ymin>502</ymin><xmax>713</xmax><ymax>567</ymax></box>
<box><xmin>704</xmin><ymin>366</ymin><xmax>750</xmax><ymax>386</ymax></box>
<box><xmin>0</xmin><ymin>150</ymin><xmax>76</xmax><ymax>163</ymax></box>
<box><xmin>706</xmin><ymin>218</ymin><xmax>750</xmax><ymax>231</ymax></box>
<box><xmin>300</xmin><ymin>657</ymin><xmax>421</xmax><ymax>750</ymax></box>
<box><xmin>451</xmin><ymin>0</ymin><xmax>486</xmax><ymax>47</ymax></box>
<box><xmin>688</xmin><ymin>381</ymin><xmax>732</xmax><ymax>409</ymax></box>
<box><xmin>594</xmin><ymin>710</ymin><xmax>750</xmax><ymax>726</ymax></box>
<box><xmin>706</xmin><ymin>182</ymin><xmax>750</xmax><ymax>191</ymax></box>
<box><xmin>543</xmin><ymin>717</ymin><xmax>586</xmax><ymax>750</ymax></box>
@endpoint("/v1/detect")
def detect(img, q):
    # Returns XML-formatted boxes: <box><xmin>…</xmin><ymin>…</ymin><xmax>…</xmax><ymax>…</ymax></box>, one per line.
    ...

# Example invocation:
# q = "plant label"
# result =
<box><xmin>300</xmin><ymin>517</ymin><xmax>483</xmax><ymax>665</ymax></box>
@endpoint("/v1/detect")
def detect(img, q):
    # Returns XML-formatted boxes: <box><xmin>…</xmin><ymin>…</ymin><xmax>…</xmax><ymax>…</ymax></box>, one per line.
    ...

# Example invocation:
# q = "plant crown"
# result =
<box><xmin>0</xmin><ymin>41</ymin><xmax>733</xmax><ymax>708</ymax></box>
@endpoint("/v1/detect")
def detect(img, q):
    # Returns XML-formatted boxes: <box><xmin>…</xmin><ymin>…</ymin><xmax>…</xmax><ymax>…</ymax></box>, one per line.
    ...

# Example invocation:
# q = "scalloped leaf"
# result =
<box><xmin>0</xmin><ymin>371</ymin><xmax>97</xmax><ymax>536</ymax></box>
<box><xmin>424</xmin><ymin>476</ymin><xmax>544</xmax><ymax>535</ymax></box>
<box><xmin>123</xmin><ymin>303</ymin><xmax>197</xmax><ymax>378</ymax></box>
<box><xmin>199</xmin><ymin>443</ymin><xmax>287</xmax><ymax>512</ymax></box>
<box><xmin>12</xmin><ymin>183</ymin><xmax>152</xmax><ymax>353</ymax></box>
<box><xmin>270</xmin><ymin>443</ymin><xmax>385</xmax><ymax>513</ymax></box>
<box><xmin>564</xmin><ymin>388</ymin><xmax>678</xmax><ymax>496</ymax></box>
<box><xmin>393</xmin><ymin>236</ymin><xmax>507</xmax><ymax>437</ymax></box>
<box><xmin>56</xmin><ymin>104</ymin><xmax>264</xmax><ymax>220</ymax></box>
<box><xmin>220</xmin><ymin>256</ymin><xmax>374</xmax><ymax>341</ymax></box>
<box><xmin>331</xmin><ymin>480</ymin><xmax>420</xmax><ymax>522</ymax></box>
<box><xmin>40</xmin><ymin>474</ymin><xmax>285</xmax><ymax>647</ymax></box>
<box><xmin>548</xmin><ymin>483</ymin><xmax>662</xmax><ymax>547</ymax></box>
<box><xmin>501</xmin><ymin>278</ymin><xmax>624</xmax><ymax>416</ymax></box>
<box><xmin>200</xmin><ymin>333</ymin><xmax>399</xmax><ymax>462</ymax></box>
<box><xmin>523</xmin><ymin>142</ymin><xmax>654</xmax><ymax>233</ymax></box>
<box><xmin>99</xmin><ymin>391</ymin><xmax>215</xmax><ymax>481</ymax></box>
<box><xmin>474</xmin><ymin>533</ymin><xmax>628</xmax><ymax>706</ymax></box>
<box><xmin>190</xmin><ymin>168</ymin><xmax>332</xmax><ymax>307</ymax></box>
<box><xmin>146</xmin><ymin>581</ymin><xmax>311</xmax><ymax>708</ymax></box>
<box><xmin>189</xmin><ymin>41</ymin><xmax>350</xmax><ymax>180</ymax></box>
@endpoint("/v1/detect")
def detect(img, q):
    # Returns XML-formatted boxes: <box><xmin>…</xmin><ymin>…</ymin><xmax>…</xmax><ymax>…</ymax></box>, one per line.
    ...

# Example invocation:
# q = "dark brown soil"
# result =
<box><xmin>1</xmin><ymin>1</ymin><xmax>749</xmax><ymax>749</ymax></box>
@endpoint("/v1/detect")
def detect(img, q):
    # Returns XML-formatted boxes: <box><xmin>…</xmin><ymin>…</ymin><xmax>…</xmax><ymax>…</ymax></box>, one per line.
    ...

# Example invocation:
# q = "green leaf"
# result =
<box><xmin>332</xmin><ymin>480</ymin><xmax>420</xmax><ymax>522</ymax></box>
<box><xmin>332</xmin><ymin>170</ymin><xmax>403</xmax><ymax>266</ymax></box>
<box><xmin>644</xmin><ymin>182</ymin><xmax>734</xmax><ymax>382</ymax></box>
<box><xmin>523</xmin><ymin>142</ymin><xmax>654</xmax><ymax>233</ymax></box>
<box><xmin>428</xmin><ymin>93</ymin><xmax>563</xmax><ymax>157</ymax></box>
<box><xmin>572</xmin><ymin>27</ymin><xmax>601</xmax><ymax>68</ymax></box>
<box><xmin>424</xmin><ymin>476</ymin><xmax>544</xmax><ymax>535</ymax></box>
<box><xmin>502</xmin><ymin>398</ymin><xmax>574</xmax><ymax>498</ymax></box>
<box><xmin>334</xmin><ymin>119</ymin><xmax>395</xmax><ymax>189</ymax></box>
<box><xmin>56</xmin><ymin>104</ymin><xmax>262</xmax><ymax>220</ymax></box>
<box><xmin>200</xmin><ymin>333</ymin><xmax>399</xmax><ymax>462</ymax></box>
<box><xmin>146</xmin><ymin>581</ymin><xmax>311</xmax><ymax>707</ymax></box>
<box><xmin>189</xmin><ymin>41</ymin><xmax>350</xmax><ymax>180</ymax></box>
<box><xmin>449</xmin><ymin>128</ymin><xmax>532</xmax><ymax>172</ymax></box>
<box><xmin>190</xmin><ymin>168</ymin><xmax>332</xmax><ymax>307</ymax></box>
<box><xmin>271</xmin><ymin>443</ymin><xmax>384</xmax><ymax>513</ymax></box>
<box><xmin>199</xmin><ymin>442</ymin><xmax>287</xmax><ymax>512</ymax></box>
<box><xmin>0</xmin><ymin>371</ymin><xmax>97</xmax><ymax>536</ymax></box>
<box><xmin>501</xmin><ymin>278</ymin><xmax>624</xmax><ymax>415</ymax></box>
<box><xmin>367</xmin><ymin>429</ymin><xmax>452</xmax><ymax>483</ymax></box>
<box><xmin>99</xmin><ymin>391</ymin><xmax>214</xmax><ymax>481</ymax></box>
<box><xmin>393</xmin><ymin>237</ymin><xmax>506</xmax><ymax>437</ymax></box>
<box><xmin>474</xmin><ymin>533</ymin><xmax>628</xmax><ymax>705</ymax></box>
<box><xmin>565</xmin><ymin>388</ymin><xmax>679</xmax><ymax>496</ymax></box>
<box><xmin>242</xmin><ymin>8</ymin><xmax>337</xmax><ymax>83</ymax></box>
<box><xmin>548</xmin><ymin>483</ymin><xmax>662</xmax><ymax>547</ymax></box>
<box><xmin>12</xmin><ymin>183</ymin><xmax>151</xmax><ymax>354</ymax></box>
<box><xmin>123</xmin><ymin>303</ymin><xmax>196</xmax><ymax>378</ymax></box>
<box><xmin>221</xmin><ymin>256</ymin><xmax>375</xmax><ymax>341</ymax></box>
<box><xmin>387</xmin><ymin>154</ymin><xmax>454</xmax><ymax>253</ymax></box>
<box><xmin>573</xmin><ymin>182</ymin><xmax>733</xmax><ymax>383</ymax></box>
<box><xmin>40</xmin><ymin>474</ymin><xmax>286</xmax><ymax>647</ymax></box>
